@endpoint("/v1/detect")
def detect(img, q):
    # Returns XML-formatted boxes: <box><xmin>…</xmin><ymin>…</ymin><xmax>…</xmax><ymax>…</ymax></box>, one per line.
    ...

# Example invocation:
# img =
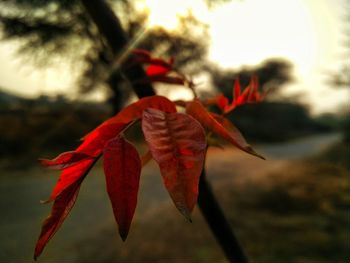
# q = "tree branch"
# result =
<box><xmin>198</xmin><ymin>169</ymin><xmax>249</xmax><ymax>263</ymax></box>
<box><xmin>81</xmin><ymin>0</ymin><xmax>155</xmax><ymax>98</ymax></box>
<box><xmin>80</xmin><ymin>1</ymin><xmax>248</xmax><ymax>262</ymax></box>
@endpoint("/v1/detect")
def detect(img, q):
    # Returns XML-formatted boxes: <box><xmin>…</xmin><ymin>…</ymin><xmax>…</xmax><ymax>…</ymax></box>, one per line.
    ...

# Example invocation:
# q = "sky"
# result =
<box><xmin>0</xmin><ymin>0</ymin><xmax>348</xmax><ymax>114</ymax></box>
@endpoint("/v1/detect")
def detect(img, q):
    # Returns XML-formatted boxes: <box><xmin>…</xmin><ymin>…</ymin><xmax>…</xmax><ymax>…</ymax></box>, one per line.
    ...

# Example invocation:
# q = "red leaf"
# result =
<box><xmin>146</xmin><ymin>64</ymin><xmax>171</xmax><ymax>76</ymax></box>
<box><xmin>90</xmin><ymin>95</ymin><xmax>177</xmax><ymax>132</ymax></box>
<box><xmin>248</xmin><ymin>75</ymin><xmax>261</xmax><ymax>102</ymax></box>
<box><xmin>147</xmin><ymin>58</ymin><xmax>173</xmax><ymax>69</ymax></box>
<box><xmin>211</xmin><ymin>113</ymin><xmax>264</xmax><ymax>159</ymax></box>
<box><xmin>34</xmin><ymin>178</ymin><xmax>83</xmax><ymax>260</ymax></box>
<box><xmin>233</xmin><ymin>78</ymin><xmax>241</xmax><ymax>101</ymax></box>
<box><xmin>36</xmin><ymin>96</ymin><xmax>176</xmax><ymax>257</ymax></box>
<box><xmin>216</xmin><ymin>94</ymin><xmax>229</xmax><ymax>111</ymax></box>
<box><xmin>88</xmin><ymin>96</ymin><xmax>177</xmax><ymax>149</ymax></box>
<box><xmin>103</xmin><ymin>136</ymin><xmax>141</xmax><ymax>241</ymax></box>
<box><xmin>78</xmin><ymin>122</ymin><xmax>127</xmax><ymax>157</ymax></box>
<box><xmin>233</xmin><ymin>85</ymin><xmax>251</xmax><ymax>106</ymax></box>
<box><xmin>47</xmin><ymin>158</ymin><xmax>95</xmax><ymax>202</ymax></box>
<box><xmin>186</xmin><ymin>100</ymin><xmax>264</xmax><ymax>159</ymax></box>
<box><xmin>39</xmin><ymin>151</ymin><xmax>94</xmax><ymax>170</ymax></box>
<box><xmin>131</xmin><ymin>49</ymin><xmax>174</xmax><ymax>73</ymax></box>
<box><xmin>235</xmin><ymin>77</ymin><xmax>261</xmax><ymax>108</ymax></box>
<box><xmin>142</xmin><ymin>108</ymin><xmax>206</xmax><ymax>219</ymax></box>
<box><xmin>49</xmin><ymin>96</ymin><xmax>176</xmax><ymax>200</ymax></box>
<box><xmin>216</xmin><ymin>76</ymin><xmax>264</xmax><ymax>114</ymax></box>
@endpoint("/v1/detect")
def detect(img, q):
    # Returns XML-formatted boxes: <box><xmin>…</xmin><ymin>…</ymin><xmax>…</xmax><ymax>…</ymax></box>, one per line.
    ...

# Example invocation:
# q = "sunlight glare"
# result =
<box><xmin>136</xmin><ymin>0</ymin><xmax>208</xmax><ymax>30</ymax></box>
<box><xmin>209</xmin><ymin>0</ymin><xmax>316</xmax><ymax>75</ymax></box>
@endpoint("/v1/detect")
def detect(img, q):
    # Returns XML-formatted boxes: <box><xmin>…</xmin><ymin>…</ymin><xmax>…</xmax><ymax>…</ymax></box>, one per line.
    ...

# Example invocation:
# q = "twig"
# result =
<box><xmin>198</xmin><ymin>169</ymin><xmax>249</xmax><ymax>263</ymax></box>
<box><xmin>80</xmin><ymin>1</ymin><xmax>249</xmax><ymax>262</ymax></box>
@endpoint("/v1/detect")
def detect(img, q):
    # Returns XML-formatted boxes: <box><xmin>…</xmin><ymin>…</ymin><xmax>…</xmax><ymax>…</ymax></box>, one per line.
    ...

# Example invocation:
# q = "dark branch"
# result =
<box><xmin>198</xmin><ymin>170</ymin><xmax>249</xmax><ymax>263</ymax></box>
<box><xmin>80</xmin><ymin>1</ymin><xmax>248</xmax><ymax>262</ymax></box>
<box><xmin>81</xmin><ymin>0</ymin><xmax>155</xmax><ymax>98</ymax></box>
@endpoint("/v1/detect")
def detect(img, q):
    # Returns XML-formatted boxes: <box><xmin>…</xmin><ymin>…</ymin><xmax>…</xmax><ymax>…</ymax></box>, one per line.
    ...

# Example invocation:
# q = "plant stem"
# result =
<box><xmin>198</xmin><ymin>169</ymin><xmax>249</xmax><ymax>263</ymax></box>
<box><xmin>81</xmin><ymin>1</ymin><xmax>248</xmax><ymax>262</ymax></box>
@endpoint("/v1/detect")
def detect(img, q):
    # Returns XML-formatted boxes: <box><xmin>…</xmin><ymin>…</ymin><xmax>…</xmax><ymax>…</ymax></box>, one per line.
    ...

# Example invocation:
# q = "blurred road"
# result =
<box><xmin>256</xmin><ymin>133</ymin><xmax>342</xmax><ymax>160</ymax></box>
<box><xmin>0</xmin><ymin>133</ymin><xmax>341</xmax><ymax>263</ymax></box>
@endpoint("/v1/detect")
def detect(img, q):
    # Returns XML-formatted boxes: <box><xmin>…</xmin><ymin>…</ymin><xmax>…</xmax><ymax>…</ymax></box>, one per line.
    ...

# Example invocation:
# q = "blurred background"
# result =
<box><xmin>1</xmin><ymin>0</ymin><xmax>350</xmax><ymax>262</ymax></box>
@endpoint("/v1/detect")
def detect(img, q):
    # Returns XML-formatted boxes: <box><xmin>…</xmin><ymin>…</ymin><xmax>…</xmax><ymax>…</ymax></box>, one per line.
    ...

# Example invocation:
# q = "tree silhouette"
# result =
<box><xmin>206</xmin><ymin>58</ymin><xmax>293</xmax><ymax>101</ymax></box>
<box><xmin>0</xmin><ymin>0</ymin><xmax>209</xmax><ymax>112</ymax></box>
<box><xmin>329</xmin><ymin>0</ymin><xmax>350</xmax><ymax>142</ymax></box>
<box><xmin>331</xmin><ymin>0</ymin><xmax>350</xmax><ymax>90</ymax></box>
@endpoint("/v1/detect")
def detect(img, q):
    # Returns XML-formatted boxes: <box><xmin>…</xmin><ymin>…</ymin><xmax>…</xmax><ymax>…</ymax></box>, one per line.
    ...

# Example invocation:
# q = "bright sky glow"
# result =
<box><xmin>135</xmin><ymin>0</ymin><xmax>208</xmax><ymax>30</ymax></box>
<box><xmin>0</xmin><ymin>0</ymin><xmax>347</xmax><ymax>114</ymax></box>
<box><xmin>142</xmin><ymin>0</ymin><xmax>347</xmax><ymax>114</ymax></box>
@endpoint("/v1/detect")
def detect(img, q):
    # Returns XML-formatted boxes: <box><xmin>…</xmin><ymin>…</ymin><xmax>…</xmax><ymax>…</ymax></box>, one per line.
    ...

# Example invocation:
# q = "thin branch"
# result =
<box><xmin>80</xmin><ymin>1</ymin><xmax>249</xmax><ymax>262</ymax></box>
<box><xmin>198</xmin><ymin>169</ymin><xmax>249</xmax><ymax>263</ymax></box>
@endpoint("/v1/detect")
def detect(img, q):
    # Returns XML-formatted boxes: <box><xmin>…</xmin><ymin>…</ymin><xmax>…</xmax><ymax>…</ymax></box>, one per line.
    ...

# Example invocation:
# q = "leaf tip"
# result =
<box><xmin>258</xmin><ymin>154</ymin><xmax>266</xmax><ymax>160</ymax></box>
<box><xmin>33</xmin><ymin>246</ymin><xmax>41</xmax><ymax>261</ymax></box>
<box><xmin>119</xmin><ymin>229</ymin><xmax>129</xmax><ymax>242</ymax></box>
<box><xmin>183</xmin><ymin>213</ymin><xmax>192</xmax><ymax>223</ymax></box>
<box><xmin>178</xmin><ymin>206</ymin><xmax>192</xmax><ymax>222</ymax></box>
<box><xmin>247</xmin><ymin>146</ymin><xmax>265</xmax><ymax>160</ymax></box>
<box><xmin>37</xmin><ymin>158</ymin><xmax>48</xmax><ymax>167</ymax></box>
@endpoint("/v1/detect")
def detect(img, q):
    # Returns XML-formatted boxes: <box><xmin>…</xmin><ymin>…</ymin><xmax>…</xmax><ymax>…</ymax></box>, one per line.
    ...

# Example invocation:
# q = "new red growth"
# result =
<box><xmin>34</xmin><ymin>50</ymin><xmax>265</xmax><ymax>260</ymax></box>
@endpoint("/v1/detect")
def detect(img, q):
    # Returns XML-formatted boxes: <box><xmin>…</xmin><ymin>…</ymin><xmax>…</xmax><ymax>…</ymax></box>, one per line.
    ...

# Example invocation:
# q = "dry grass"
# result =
<box><xmin>68</xmin><ymin>158</ymin><xmax>350</xmax><ymax>263</ymax></box>
<box><xmin>2</xmin><ymin>140</ymin><xmax>350</xmax><ymax>262</ymax></box>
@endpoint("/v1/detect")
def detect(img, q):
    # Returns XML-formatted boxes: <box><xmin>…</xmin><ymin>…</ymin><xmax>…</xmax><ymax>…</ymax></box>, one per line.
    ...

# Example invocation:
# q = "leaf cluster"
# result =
<box><xmin>34</xmin><ymin>50</ymin><xmax>265</xmax><ymax>259</ymax></box>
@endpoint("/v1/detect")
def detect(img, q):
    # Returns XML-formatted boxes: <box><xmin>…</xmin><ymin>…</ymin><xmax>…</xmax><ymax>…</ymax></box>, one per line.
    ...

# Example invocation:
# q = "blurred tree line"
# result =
<box><xmin>0</xmin><ymin>0</ymin><xmax>210</xmax><ymax>112</ymax></box>
<box><xmin>330</xmin><ymin>0</ymin><xmax>350</xmax><ymax>143</ymax></box>
<box><xmin>0</xmin><ymin>0</ymin><xmax>331</xmax><ymax>164</ymax></box>
<box><xmin>206</xmin><ymin>60</ymin><xmax>330</xmax><ymax>142</ymax></box>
